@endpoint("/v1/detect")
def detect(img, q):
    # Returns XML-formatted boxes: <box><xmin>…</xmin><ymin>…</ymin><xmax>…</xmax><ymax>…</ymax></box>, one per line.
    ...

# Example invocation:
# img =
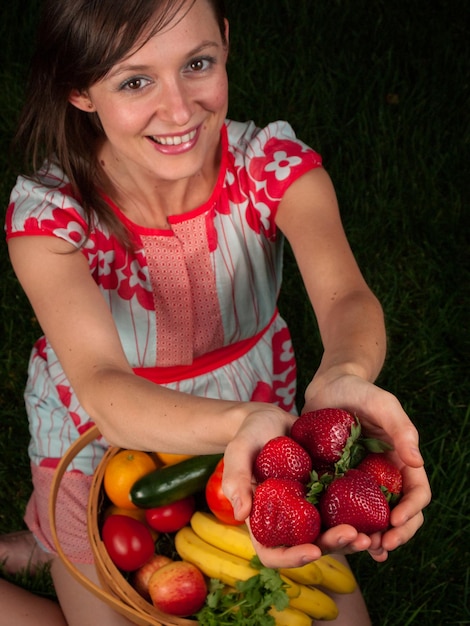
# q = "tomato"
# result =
<box><xmin>102</xmin><ymin>514</ymin><xmax>155</xmax><ymax>571</ymax></box>
<box><xmin>144</xmin><ymin>496</ymin><xmax>196</xmax><ymax>533</ymax></box>
<box><xmin>205</xmin><ymin>458</ymin><xmax>244</xmax><ymax>526</ymax></box>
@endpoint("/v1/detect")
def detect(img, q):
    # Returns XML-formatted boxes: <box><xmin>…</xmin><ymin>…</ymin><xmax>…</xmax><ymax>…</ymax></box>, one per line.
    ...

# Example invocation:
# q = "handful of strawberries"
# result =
<box><xmin>250</xmin><ymin>408</ymin><xmax>403</xmax><ymax>548</ymax></box>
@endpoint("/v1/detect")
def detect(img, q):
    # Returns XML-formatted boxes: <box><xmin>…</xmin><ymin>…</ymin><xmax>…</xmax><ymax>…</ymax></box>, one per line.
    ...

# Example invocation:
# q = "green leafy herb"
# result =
<box><xmin>195</xmin><ymin>560</ymin><xmax>290</xmax><ymax>625</ymax></box>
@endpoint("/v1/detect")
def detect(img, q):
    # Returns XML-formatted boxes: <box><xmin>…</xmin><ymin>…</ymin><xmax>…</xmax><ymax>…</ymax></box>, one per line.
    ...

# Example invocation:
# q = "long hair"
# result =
<box><xmin>15</xmin><ymin>0</ymin><xmax>227</xmax><ymax>246</ymax></box>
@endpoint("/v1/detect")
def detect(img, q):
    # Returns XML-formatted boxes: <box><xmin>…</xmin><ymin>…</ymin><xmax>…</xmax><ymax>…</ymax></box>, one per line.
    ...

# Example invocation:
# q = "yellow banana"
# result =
<box><xmin>281</xmin><ymin>561</ymin><xmax>323</xmax><ymax>587</ymax></box>
<box><xmin>289</xmin><ymin>582</ymin><xmax>339</xmax><ymax>621</ymax></box>
<box><xmin>190</xmin><ymin>511</ymin><xmax>323</xmax><ymax>586</ymax></box>
<box><xmin>174</xmin><ymin>526</ymin><xmax>299</xmax><ymax>599</ymax></box>
<box><xmin>190</xmin><ymin>511</ymin><xmax>255</xmax><ymax>559</ymax></box>
<box><xmin>269</xmin><ymin>605</ymin><xmax>313</xmax><ymax>626</ymax></box>
<box><xmin>315</xmin><ymin>555</ymin><xmax>357</xmax><ymax>594</ymax></box>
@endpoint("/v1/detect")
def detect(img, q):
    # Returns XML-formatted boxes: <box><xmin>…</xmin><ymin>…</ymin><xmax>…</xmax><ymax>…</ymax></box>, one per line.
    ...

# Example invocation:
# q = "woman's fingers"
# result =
<box><xmin>221</xmin><ymin>445</ymin><xmax>254</xmax><ymax>521</ymax></box>
<box><xmin>245</xmin><ymin>519</ymin><xmax>322</xmax><ymax>568</ymax></box>
<box><xmin>316</xmin><ymin>525</ymin><xmax>372</xmax><ymax>555</ymax></box>
<box><xmin>389</xmin><ymin>464</ymin><xmax>431</xmax><ymax>526</ymax></box>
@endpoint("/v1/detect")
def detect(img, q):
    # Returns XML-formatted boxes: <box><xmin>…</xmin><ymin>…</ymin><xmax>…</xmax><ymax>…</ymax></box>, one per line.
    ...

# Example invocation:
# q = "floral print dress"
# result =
<box><xmin>5</xmin><ymin>119</ymin><xmax>322</xmax><ymax>560</ymax></box>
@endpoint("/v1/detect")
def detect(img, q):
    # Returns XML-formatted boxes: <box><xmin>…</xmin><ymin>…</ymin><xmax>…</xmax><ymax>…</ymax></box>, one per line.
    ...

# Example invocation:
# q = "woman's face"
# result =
<box><xmin>70</xmin><ymin>0</ymin><xmax>229</xmax><ymax>186</ymax></box>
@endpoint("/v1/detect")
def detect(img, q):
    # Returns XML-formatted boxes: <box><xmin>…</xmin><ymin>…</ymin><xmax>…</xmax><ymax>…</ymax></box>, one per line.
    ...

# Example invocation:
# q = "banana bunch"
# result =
<box><xmin>175</xmin><ymin>512</ymin><xmax>357</xmax><ymax>622</ymax></box>
<box><xmin>190</xmin><ymin>511</ymin><xmax>357</xmax><ymax>593</ymax></box>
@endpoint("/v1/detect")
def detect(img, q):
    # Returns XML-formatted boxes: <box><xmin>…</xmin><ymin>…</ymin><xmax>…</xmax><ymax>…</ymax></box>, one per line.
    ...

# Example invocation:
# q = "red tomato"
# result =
<box><xmin>144</xmin><ymin>496</ymin><xmax>196</xmax><ymax>533</ymax></box>
<box><xmin>102</xmin><ymin>514</ymin><xmax>154</xmax><ymax>571</ymax></box>
<box><xmin>205</xmin><ymin>458</ymin><xmax>244</xmax><ymax>526</ymax></box>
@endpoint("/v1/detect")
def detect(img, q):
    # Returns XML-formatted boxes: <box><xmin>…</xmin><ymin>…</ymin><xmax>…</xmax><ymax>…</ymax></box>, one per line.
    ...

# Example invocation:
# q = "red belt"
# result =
<box><xmin>133</xmin><ymin>310</ymin><xmax>277</xmax><ymax>384</ymax></box>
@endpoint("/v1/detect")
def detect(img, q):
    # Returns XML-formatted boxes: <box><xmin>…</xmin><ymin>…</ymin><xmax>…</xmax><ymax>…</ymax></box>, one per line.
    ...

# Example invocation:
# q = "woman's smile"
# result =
<box><xmin>147</xmin><ymin>125</ymin><xmax>200</xmax><ymax>154</ymax></box>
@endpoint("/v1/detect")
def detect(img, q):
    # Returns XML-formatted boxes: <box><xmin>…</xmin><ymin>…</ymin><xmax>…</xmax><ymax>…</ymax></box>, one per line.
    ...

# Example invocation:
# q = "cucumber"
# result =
<box><xmin>130</xmin><ymin>453</ymin><xmax>223</xmax><ymax>508</ymax></box>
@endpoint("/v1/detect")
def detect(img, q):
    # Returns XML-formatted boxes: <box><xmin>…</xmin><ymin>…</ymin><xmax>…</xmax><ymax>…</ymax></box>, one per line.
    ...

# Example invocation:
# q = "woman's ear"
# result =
<box><xmin>68</xmin><ymin>89</ymin><xmax>96</xmax><ymax>112</ymax></box>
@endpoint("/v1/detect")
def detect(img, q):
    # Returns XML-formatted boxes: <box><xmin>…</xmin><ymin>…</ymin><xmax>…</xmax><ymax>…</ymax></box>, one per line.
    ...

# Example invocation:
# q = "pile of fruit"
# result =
<box><xmin>99</xmin><ymin>408</ymin><xmax>403</xmax><ymax>624</ymax></box>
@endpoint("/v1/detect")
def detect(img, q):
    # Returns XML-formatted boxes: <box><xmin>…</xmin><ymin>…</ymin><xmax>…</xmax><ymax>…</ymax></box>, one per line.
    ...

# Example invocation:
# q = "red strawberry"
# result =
<box><xmin>291</xmin><ymin>408</ymin><xmax>358</xmax><ymax>469</ymax></box>
<box><xmin>253</xmin><ymin>436</ymin><xmax>312</xmax><ymax>484</ymax></box>
<box><xmin>250</xmin><ymin>478</ymin><xmax>321</xmax><ymax>547</ymax></box>
<box><xmin>319</xmin><ymin>469</ymin><xmax>390</xmax><ymax>534</ymax></box>
<box><xmin>356</xmin><ymin>453</ymin><xmax>403</xmax><ymax>500</ymax></box>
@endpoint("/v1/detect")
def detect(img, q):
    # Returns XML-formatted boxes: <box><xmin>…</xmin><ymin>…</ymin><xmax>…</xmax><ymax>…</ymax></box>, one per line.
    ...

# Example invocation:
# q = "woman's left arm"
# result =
<box><xmin>274</xmin><ymin>167</ymin><xmax>431</xmax><ymax>560</ymax></box>
<box><xmin>276</xmin><ymin>166</ymin><xmax>386</xmax><ymax>388</ymax></box>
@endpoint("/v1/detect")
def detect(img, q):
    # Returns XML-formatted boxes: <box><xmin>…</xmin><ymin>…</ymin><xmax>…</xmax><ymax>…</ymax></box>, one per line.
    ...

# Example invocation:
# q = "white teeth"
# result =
<box><xmin>153</xmin><ymin>129</ymin><xmax>197</xmax><ymax>145</ymax></box>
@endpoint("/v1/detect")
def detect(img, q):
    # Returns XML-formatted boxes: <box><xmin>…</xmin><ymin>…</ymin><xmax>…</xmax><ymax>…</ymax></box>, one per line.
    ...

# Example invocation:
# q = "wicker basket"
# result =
<box><xmin>49</xmin><ymin>425</ymin><xmax>197</xmax><ymax>626</ymax></box>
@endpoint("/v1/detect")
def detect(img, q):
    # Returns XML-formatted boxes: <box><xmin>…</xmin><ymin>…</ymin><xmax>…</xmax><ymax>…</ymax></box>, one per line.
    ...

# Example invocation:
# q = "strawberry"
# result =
<box><xmin>250</xmin><ymin>478</ymin><xmax>321</xmax><ymax>547</ymax></box>
<box><xmin>356</xmin><ymin>453</ymin><xmax>403</xmax><ymax>501</ymax></box>
<box><xmin>253</xmin><ymin>436</ymin><xmax>312</xmax><ymax>484</ymax></box>
<box><xmin>319</xmin><ymin>469</ymin><xmax>391</xmax><ymax>534</ymax></box>
<box><xmin>291</xmin><ymin>408</ymin><xmax>359</xmax><ymax>470</ymax></box>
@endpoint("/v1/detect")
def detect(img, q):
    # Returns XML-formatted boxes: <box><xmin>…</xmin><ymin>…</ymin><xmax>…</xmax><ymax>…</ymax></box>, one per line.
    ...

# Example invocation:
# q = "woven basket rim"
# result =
<box><xmin>50</xmin><ymin>425</ymin><xmax>198</xmax><ymax>626</ymax></box>
<box><xmin>89</xmin><ymin>444</ymin><xmax>197</xmax><ymax>625</ymax></box>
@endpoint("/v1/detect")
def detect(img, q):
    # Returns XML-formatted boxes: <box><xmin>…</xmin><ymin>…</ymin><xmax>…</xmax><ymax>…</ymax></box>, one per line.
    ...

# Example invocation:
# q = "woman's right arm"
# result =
<box><xmin>8</xmin><ymin>235</ymin><xmax>293</xmax><ymax>454</ymax></box>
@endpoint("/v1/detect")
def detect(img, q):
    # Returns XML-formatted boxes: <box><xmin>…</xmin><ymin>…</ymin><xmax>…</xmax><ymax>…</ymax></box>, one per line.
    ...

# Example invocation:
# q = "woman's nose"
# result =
<box><xmin>156</xmin><ymin>78</ymin><xmax>192</xmax><ymax>126</ymax></box>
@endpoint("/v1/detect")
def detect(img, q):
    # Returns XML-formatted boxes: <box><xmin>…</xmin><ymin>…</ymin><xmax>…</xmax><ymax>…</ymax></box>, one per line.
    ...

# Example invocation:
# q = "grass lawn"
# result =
<box><xmin>1</xmin><ymin>1</ymin><xmax>469</xmax><ymax>624</ymax></box>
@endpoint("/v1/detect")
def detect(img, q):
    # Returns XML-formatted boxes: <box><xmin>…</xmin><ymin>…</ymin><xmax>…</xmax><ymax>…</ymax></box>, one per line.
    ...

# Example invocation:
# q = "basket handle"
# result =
<box><xmin>49</xmin><ymin>424</ymin><xmax>164</xmax><ymax>625</ymax></box>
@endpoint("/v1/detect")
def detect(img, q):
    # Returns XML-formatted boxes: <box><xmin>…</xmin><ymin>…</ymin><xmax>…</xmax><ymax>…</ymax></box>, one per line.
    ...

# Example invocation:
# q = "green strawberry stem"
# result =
<box><xmin>306</xmin><ymin>417</ymin><xmax>396</xmax><ymax>504</ymax></box>
<box><xmin>381</xmin><ymin>487</ymin><xmax>402</xmax><ymax>506</ymax></box>
<box><xmin>335</xmin><ymin>420</ymin><xmax>363</xmax><ymax>474</ymax></box>
<box><xmin>337</xmin><ymin>417</ymin><xmax>394</xmax><ymax>474</ymax></box>
<box><xmin>306</xmin><ymin>470</ymin><xmax>331</xmax><ymax>504</ymax></box>
<box><xmin>361</xmin><ymin>438</ymin><xmax>394</xmax><ymax>453</ymax></box>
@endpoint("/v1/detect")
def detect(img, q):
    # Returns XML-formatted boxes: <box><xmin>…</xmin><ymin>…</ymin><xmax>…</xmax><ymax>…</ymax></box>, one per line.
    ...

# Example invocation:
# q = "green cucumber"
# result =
<box><xmin>130</xmin><ymin>453</ymin><xmax>223</xmax><ymax>508</ymax></box>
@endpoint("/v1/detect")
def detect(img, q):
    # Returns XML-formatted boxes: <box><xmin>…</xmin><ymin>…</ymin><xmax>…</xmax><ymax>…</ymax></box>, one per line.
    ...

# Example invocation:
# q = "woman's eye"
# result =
<box><xmin>188</xmin><ymin>57</ymin><xmax>215</xmax><ymax>72</ymax></box>
<box><xmin>120</xmin><ymin>77</ymin><xmax>150</xmax><ymax>91</ymax></box>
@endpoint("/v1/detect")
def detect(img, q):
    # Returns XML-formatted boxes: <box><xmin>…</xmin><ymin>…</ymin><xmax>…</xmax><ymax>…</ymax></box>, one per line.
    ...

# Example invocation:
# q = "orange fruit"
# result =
<box><xmin>104</xmin><ymin>449</ymin><xmax>158</xmax><ymax>509</ymax></box>
<box><xmin>156</xmin><ymin>452</ymin><xmax>194</xmax><ymax>466</ymax></box>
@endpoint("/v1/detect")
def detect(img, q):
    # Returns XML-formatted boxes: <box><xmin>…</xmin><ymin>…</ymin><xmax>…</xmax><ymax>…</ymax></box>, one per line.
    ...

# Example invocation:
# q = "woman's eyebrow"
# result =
<box><xmin>107</xmin><ymin>40</ymin><xmax>221</xmax><ymax>79</ymax></box>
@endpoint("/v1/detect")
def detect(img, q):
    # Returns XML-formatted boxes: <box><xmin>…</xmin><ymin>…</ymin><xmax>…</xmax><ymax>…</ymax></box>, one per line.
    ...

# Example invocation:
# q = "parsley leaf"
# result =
<box><xmin>195</xmin><ymin>564</ymin><xmax>290</xmax><ymax>626</ymax></box>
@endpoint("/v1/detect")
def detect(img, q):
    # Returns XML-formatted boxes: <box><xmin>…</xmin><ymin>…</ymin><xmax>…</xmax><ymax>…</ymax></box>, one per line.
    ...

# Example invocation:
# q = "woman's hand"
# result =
<box><xmin>246</xmin><ymin>521</ymin><xmax>374</xmax><ymax>569</ymax></box>
<box><xmin>221</xmin><ymin>405</ymin><xmax>296</xmax><ymax>524</ymax></box>
<box><xmin>222</xmin><ymin>374</ymin><xmax>431</xmax><ymax>570</ymax></box>
<box><xmin>303</xmin><ymin>370</ymin><xmax>431</xmax><ymax>562</ymax></box>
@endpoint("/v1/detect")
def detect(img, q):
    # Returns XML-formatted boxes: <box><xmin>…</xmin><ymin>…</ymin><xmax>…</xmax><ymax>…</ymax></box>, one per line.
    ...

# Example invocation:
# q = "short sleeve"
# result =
<box><xmin>5</xmin><ymin>165</ymin><xmax>89</xmax><ymax>249</ymax></box>
<box><xmin>225</xmin><ymin>120</ymin><xmax>322</xmax><ymax>236</ymax></box>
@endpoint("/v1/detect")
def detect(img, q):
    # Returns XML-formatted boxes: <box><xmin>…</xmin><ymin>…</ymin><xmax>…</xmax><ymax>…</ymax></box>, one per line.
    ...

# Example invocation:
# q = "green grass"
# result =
<box><xmin>1</xmin><ymin>1</ymin><xmax>469</xmax><ymax>624</ymax></box>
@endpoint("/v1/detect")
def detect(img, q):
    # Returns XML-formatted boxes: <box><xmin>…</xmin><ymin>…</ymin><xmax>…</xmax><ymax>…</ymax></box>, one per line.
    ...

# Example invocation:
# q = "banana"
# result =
<box><xmin>190</xmin><ymin>511</ymin><xmax>323</xmax><ymax>586</ymax></box>
<box><xmin>289</xmin><ymin>582</ymin><xmax>339</xmax><ymax>621</ymax></box>
<box><xmin>315</xmin><ymin>555</ymin><xmax>357</xmax><ymax>594</ymax></box>
<box><xmin>190</xmin><ymin>511</ymin><xmax>255</xmax><ymax>559</ymax></box>
<box><xmin>281</xmin><ymin>561</ymin><xmax>323</xmax><ymax>587</ymax></box>
<box><xmin>174</xmin><ymin>526</ymin><xmax>299</xmax><ymax>598</ymax></box>
<box><xmin>269</xmin><ymin>605</ymin><xmax>313</xmax><ymax>626</ymax></box>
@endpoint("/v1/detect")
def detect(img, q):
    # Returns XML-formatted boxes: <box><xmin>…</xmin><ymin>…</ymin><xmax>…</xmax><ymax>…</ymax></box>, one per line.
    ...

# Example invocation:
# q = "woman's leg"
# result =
<box><xmin>50</xmin><ymin>558</ymin><xmax>135</xmax><ymax>626</ymax></box>
<box><xmin>0</xmin><ymin>531</ymin><xmax>51</xmax><ymax>574</ymax></box>
<box><xmin>0</xmin><ymin>579</ymin><xmax>67</xmax><ymax>626</ymax></box>
<box><xmin>1</xmin><ymin>531</ymin><xmax>134</xmax><ymax>625</ymax></box>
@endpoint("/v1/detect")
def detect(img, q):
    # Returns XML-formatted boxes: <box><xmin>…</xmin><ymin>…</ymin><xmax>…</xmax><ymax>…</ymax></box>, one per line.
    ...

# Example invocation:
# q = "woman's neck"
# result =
<box><xmin>97</xmin><ymin>144</ymin><xmax>221</xmax><ymax>229</ymax></box>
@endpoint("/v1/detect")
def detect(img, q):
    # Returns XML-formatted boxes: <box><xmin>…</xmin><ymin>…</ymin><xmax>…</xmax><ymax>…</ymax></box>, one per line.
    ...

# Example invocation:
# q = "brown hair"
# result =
<box><xmin>15</xmin><ymin>0</ymin><xmax>227</xmax><ymax>246</ymax></box>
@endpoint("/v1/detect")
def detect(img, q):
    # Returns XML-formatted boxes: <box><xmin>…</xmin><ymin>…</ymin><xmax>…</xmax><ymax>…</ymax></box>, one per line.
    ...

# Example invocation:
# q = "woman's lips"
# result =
<box><xmin>148</xmin><ymin>127</ymin><xmax>199</xmax><ymax>154</ymax></box>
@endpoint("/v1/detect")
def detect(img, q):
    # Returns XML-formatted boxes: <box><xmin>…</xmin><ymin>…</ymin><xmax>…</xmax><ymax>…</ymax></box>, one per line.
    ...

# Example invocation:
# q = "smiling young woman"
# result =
<box><xmin>1</xmin><ymin>0</ymin><xmax>430</xmax><ymax>624</ymax></box>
